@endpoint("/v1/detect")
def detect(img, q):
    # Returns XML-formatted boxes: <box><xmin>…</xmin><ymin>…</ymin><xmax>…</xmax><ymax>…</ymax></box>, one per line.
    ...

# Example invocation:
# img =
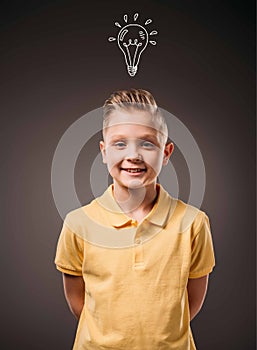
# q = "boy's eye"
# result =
<box><xmin>141</xmin><ymin>141</ymin><xmax>155</xmax><ymax>148</ymax></box>
<box><xmin>114</xmin><ymin>141</ymin><xmax>126</xmax><ymax>148</ymax></box>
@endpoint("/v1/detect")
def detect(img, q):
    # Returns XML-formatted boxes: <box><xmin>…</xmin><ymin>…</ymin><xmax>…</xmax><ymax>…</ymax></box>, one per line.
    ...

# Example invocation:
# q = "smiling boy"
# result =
<box><xmin>55</xmin><ymin>89</ymin><xmax>215</xmax><ymax>349</ymax></box>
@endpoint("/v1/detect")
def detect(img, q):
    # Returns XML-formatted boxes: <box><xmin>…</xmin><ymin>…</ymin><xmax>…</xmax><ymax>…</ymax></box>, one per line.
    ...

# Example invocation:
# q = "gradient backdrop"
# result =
<box><xmin>1</xmin><ymin>1</ymin><xmax>255</xmax><ymax>349</ymax></box>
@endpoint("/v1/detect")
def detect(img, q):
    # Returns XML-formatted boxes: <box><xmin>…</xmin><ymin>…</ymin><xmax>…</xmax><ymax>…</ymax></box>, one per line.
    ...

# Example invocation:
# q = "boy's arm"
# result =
<box><xmin>187</xmin><ymin>274</ymin><xmax>209</xmax><ymax>321</ymax></box>
<box><xmin>63</xmin><ymin>273</ymin><xmax>85</xmax><ymax>320</ymax></box>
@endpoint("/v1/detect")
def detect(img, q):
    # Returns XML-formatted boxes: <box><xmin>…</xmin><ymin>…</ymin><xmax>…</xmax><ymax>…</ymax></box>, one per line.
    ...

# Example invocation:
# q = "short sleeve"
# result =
<box><xmin>189</xmin><ymin>214</ymin><xmax>215</xmax><ymax>279</ymax></box>
<box><xmin>54</xmin><ymin>218</ymin><xmax>84</xmax><ymax>276</ymax></box>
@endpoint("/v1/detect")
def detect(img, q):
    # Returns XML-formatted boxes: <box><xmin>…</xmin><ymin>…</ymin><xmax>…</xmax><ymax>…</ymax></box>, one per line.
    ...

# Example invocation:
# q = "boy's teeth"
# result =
<box><xmin>126</xmin><ymin>168</ymin><xmax>144</xmax><ymax>173</ymax></box>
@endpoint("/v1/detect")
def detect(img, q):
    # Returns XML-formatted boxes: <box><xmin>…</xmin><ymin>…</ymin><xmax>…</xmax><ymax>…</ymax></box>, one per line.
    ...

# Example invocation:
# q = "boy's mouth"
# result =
<box><xmin>121</xmin><ymin>168</ymin><xmax>146</xmax><ymax>173</ymax></box>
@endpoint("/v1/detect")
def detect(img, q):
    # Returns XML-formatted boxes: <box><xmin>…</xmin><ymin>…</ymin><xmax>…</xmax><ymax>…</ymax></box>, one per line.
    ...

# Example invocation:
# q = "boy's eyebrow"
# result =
<box><xmin>110</xmin><ymin>134</ymin><xmax>159</xmax><ymax>142</ymax></box>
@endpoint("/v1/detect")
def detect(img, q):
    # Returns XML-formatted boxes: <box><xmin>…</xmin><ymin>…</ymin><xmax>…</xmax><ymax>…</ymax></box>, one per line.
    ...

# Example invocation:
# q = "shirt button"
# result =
<box><xmin>131</xmin><ymin>219</ymin><xmax>137</xmax><ymax>226</ymax></box>
<box><xmin>135</xmin><ymin>238</ymin><xmax>142</xmax><ymax>245</ymax></box>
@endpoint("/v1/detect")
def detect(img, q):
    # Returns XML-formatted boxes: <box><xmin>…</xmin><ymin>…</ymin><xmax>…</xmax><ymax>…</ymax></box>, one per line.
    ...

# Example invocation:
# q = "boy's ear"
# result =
<box><xmin>99</xmin><ymin>141</ymin><xmax>107</xmax><ymax>164</ymax></box>
<box><xmin>163</xmin><ymin>142</ymin><xmax>174</xmax><ymax>166</ymax></box>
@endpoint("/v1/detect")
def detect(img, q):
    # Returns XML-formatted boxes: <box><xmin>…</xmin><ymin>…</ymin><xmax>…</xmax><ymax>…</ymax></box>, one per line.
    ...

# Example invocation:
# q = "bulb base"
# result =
<box><xmin>127</xmin><ymin>65</ymin><xmax>138</xmax><ymax>77</ymax></box>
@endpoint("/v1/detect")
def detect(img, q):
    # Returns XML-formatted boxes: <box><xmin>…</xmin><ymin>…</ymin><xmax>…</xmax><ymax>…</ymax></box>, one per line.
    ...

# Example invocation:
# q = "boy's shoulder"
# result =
<box><xmin>64</xmin><ymin>195</ymin><xmax>105</xmax><ymax>227</ymax></box>
<box><xmin>63</xmin><ymin>187</ymin><xmax>118</xmax><ymax>239</ymax></box>
<box><xmin>166</xmin><ymin>193</ymin><xmax>208</xmax><ymax>235</ymax></box>
<box><xmin>66</xmin><ymin>186</ymin><xmax>117</xmax><ymax>220</ymax></box>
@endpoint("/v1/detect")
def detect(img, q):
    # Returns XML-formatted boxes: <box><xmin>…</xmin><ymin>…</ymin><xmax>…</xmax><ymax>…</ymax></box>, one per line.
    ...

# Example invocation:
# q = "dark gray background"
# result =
<box><xmin>1</xmin><ymin>1</ymin><xmax>255</xmax><ymax>349</ymax></box>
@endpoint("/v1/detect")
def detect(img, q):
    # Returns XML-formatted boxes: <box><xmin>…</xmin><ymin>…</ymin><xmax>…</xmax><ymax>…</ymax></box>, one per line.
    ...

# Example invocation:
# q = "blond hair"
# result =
<box><xmin>103</xmin><ymin>88</ymin><xmax>168</xmax><ymax>144</ymax></box>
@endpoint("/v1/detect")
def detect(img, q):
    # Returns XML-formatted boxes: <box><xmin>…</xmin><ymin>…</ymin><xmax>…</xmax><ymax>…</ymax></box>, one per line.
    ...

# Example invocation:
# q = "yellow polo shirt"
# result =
<box><xmin>55</xmin><ymin>184</ymin><xmax>215</xmax><ymax>350</ymax></box>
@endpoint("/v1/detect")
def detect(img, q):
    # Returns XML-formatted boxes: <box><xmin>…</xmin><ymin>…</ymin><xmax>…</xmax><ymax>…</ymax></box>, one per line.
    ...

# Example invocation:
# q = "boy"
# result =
<box><xmin>55</xmin><ymin>89</ymin><xmax>215</xmax><ymax>349</ymax></box>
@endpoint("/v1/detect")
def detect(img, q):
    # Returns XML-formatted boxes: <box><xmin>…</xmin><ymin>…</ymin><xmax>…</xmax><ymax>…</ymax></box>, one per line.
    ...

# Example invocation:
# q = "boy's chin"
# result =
<box><xmin>121</xmin><ymin>179</ymin><xmax>145</xmax><ymax>190</ymax></box>
<box><xmin>128</xmin><ymin>179</ymin><xmax>144</xmax><ymax>189</ymax></box>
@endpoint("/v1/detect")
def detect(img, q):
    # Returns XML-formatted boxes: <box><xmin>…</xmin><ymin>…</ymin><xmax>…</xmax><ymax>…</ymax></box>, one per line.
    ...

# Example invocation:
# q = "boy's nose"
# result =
<box><xmin>125</xmin><ymin>154</ymin><xmax>143</xmax><ymax>162</ymax></box>
<box><xmin>125</xmin><ymin>145</ymin><xmax>143</xmax><ymax>162</ymax></box>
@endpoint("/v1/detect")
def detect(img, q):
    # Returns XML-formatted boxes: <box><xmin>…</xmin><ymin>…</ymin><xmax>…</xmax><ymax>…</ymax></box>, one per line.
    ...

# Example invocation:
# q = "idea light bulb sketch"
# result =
<box><xmin>108</xmin><ymin>13</ymin><xmax>158</xmax><ymax>77</ymax></box>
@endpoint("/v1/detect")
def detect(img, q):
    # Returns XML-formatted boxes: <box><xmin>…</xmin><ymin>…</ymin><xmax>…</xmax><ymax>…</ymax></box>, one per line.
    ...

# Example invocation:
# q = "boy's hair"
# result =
<box><xmin>103</xmin><ymin>88</ymin><xmax>168</xmax><ymax>144</ymax></box>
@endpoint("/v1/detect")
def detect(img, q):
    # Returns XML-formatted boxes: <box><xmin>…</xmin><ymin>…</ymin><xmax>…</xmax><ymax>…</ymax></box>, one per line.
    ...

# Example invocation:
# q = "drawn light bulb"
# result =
<box><xmin>117</xmin><ymin>24</ymin><xmax>148</xmax><ymax>77</ymax></box>
<box><xmin>108</xmin><ymin>13</ymin><xmax>158</xmax><ymax>77</ymax></box>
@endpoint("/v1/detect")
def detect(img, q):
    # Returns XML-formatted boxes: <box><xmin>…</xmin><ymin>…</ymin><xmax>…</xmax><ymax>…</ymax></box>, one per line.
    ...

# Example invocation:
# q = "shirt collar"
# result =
<box><xmin>96</xmin><ymin>184</ymin><xmax>173</xmax><ymax>228</ymax></box>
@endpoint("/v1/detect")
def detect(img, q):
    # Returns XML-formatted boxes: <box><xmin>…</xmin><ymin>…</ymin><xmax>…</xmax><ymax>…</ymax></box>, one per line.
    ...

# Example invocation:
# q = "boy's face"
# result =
<box><xmin>100</xmin><ymin>109</ymin><xmax>174</xmax><ymax>190</ymax></box>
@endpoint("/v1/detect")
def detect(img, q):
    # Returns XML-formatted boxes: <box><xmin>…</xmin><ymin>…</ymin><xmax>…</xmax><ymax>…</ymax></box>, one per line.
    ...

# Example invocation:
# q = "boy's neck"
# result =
<box><xmin>112</xmin><ymin>182</ymin><xmax>159</xmax><ymax>223</ymax></box>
